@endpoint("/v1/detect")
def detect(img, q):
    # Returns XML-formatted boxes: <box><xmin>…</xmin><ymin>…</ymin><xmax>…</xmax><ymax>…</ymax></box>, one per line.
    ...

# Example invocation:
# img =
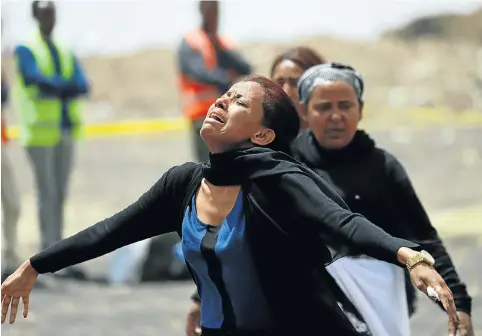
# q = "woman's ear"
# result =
<box><xmin>251</xmin><ymin>127</ymin><xmax>276</xmax><ymax>146</ymax></box>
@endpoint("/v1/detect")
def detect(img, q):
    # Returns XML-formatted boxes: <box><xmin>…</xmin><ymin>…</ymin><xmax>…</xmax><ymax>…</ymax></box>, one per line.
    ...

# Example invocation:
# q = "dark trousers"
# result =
<box><xmin>191</xmin><ymin>118</ymin><xmax>210</xmax><ymax>163</ymax></box>
<box><xmin>26</xmin><ymin>131</ymin><xmax>74</xmax><ymax>250</ymax></box>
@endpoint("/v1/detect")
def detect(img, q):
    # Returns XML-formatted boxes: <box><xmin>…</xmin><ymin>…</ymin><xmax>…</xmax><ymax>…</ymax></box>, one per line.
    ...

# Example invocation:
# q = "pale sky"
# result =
<box><xmin>1</xmin><ymin>0</ymin><xmax>481</xmax><ymax>56</ymax></box>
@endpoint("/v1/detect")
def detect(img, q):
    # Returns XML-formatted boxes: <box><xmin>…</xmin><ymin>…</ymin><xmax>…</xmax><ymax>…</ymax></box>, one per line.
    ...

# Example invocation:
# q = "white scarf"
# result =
<box><xmin>327</xmin><ymin>256</ymin><xmax>411</xmax><ymax>336</ymax></box>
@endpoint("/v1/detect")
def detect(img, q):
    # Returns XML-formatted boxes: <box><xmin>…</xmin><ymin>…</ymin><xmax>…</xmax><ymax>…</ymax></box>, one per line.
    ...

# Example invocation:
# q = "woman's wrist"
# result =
<box><xmin>22</xmin><ymin>259</ymin><xmax>39</xmax><ymax>277</ymax></box>
<box><xmin>397</xmin><ymin>247</ymin><xmax>419</xmax><ymax>266</ymax></box>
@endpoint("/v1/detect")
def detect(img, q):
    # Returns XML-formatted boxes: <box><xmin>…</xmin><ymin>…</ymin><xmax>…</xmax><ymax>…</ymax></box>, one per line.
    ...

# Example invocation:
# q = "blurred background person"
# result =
<box><xmin>1</xmin><ymin>67</ymin><xmax>22</xmax><ymax>283</ymax></box>
<box><xmin>139</xmin><ymin>0</ymin><xmax>254</xmax><ymax>285</ymax></box>
<box><xmin>177</xmin><ymin>0</ymin><xmax>252</xmax><ymax>163</ymax></box>
<box><xmin>291</xmin><ymin>63</ymin><xmax>474</xmax><ymax>335</ymax></box>
<box><xmin>270</xmin><ymin>46</ymin><xmax>326</xmax><ymax>130</ymax></box>
<box><xmin>13</xmin><ymin>0</ymin><xmax>89</xmax><ymax>280</ymax></box>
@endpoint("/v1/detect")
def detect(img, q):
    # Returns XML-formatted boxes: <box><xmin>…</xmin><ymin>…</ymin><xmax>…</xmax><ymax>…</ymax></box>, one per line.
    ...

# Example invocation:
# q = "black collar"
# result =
<box><xmin>203</xmin><ymin>147</ymin><xmax>305</xmax><ymax>186</ymax></box>
<box><xmin>292</xmin><ymin>130</ymin><xmax>376</xmax><ymax>169</ymax></box>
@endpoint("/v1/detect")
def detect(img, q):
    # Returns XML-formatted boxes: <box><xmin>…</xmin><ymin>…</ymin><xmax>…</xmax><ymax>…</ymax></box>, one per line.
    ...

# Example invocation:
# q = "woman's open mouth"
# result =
<box><xmin>208</xmin><ymin>111</ymin><xmax>225</xmax><ymax>124</ymax></box>
<box><xmin>211</xmin><ymin>115</ymin><xmax>224</xmax><ymax>123</ymax></box>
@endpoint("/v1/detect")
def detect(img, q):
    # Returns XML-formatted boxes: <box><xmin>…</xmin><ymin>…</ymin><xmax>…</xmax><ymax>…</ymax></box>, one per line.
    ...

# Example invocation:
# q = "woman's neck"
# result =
<box><xmin>207</xmin><ymin>141</ymin><xmax>253</xmax><ymax>155</ymax></box>
<box><xmin>313</xmin><ymin>130</ymin><xmax>375</xmax><ymax>162</ymax></box>
<box><xmin>203</xmin><ymin>146</ymin><xmax>255</xmax><ymax>186</ymax></box>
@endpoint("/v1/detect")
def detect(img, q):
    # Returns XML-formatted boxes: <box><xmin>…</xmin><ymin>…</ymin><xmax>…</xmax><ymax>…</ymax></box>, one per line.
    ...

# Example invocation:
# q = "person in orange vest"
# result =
<box><xmin>1</xmin><ymin>70</ymin><xmax>22</xmax><ymax>282</ymax></box>
<box><xmin>177</xmin><ymin>0</ymin><xmax>252</xmax><ymax>162</ymax></box>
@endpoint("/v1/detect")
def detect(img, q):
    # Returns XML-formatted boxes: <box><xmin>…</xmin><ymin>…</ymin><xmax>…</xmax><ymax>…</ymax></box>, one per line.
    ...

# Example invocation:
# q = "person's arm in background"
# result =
<box><xmin>221</xmin><ymin>47</ymin><xmax>252</xmax><ymax>77</ymax></box>
<box><xmin>14</xmin><ymin>45</ymin><xmax>67</xmax><ymax>96</ymax></box>
<box><xmin>1</xmin><ymin>70</ymin><xmax>8</xmax><ymax>105</ymax></box>
<box><xmin>62</xmin><ymin>56</ymin><xmax>90</xmax><ymax>99</ymax></box>
<box><xmin>385</xmin><ymin>152</ymin><xmax>473</xmax><ymax>333</ymax></box>
<box><xmin>178</xmin><ymin>38</ymin><xmax>232</xmax><ymax>89</ymax></box>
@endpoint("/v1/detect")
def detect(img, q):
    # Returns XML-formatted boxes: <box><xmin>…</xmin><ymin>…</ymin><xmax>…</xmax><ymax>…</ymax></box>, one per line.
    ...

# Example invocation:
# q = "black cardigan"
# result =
<box><xmin>30</xmin><ymin>161</ymin><xmax>420</xmax><ymax>335</ymax></box>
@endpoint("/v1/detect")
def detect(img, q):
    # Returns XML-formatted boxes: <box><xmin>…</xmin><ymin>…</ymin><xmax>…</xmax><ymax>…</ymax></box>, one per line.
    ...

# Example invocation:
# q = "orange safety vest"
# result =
<box><xmin>179</xmin><ymin>29</ymin><xmax>234</xmax><ymax>121</ymax></box>
<box><xmin>1</xmin><ymin>115</ymin><xmax>7</xmax><ymax>144</ymax></box>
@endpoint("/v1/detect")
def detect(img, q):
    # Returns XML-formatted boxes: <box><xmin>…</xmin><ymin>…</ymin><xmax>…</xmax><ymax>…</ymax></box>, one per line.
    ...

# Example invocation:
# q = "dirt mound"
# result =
<box><xmin>385</xmin><ymin>8</ymin><xmax>482</xmax><ymax>44</ymax></box>
<box><xmin>2</xmin><ymin>8</ymin><xmax>481</xmax><ymax>122</ymax></box>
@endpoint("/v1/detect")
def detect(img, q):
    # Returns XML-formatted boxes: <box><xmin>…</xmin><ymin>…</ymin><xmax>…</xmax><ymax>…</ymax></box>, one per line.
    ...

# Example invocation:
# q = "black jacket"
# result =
<box><xmin>30</xmin><ymin>151</ymin><xmax>420</xmax><ymax>335</ymax></box>
<box><xmin>291</xmin><ymin>130</ymin><xmax>472</xmax><ymax>315</ymax></box>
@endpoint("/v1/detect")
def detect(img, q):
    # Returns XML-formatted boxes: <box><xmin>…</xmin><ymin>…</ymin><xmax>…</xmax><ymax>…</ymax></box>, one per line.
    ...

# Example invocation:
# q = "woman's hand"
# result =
<box><xmin>186</xmin><ymin>300</ymin><xmax>201</xmax><ymax>336</ymax></box>
<box><xmin>409</xmin><ymin>262</ymin><xmax>460</xmax><ymax>335</ymax></box>
<box><xmin>1</xmin><ymin>260</ymin><xmax>38</xmax><ymax>324</ymax></box>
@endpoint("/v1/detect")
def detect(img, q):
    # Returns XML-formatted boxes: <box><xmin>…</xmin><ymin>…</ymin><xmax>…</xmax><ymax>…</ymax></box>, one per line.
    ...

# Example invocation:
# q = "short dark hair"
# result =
<box><xmin>199</xmin><ymin>1</ymin><xmax>218</xmax><ymax>13</ymax></box>
<box><xmin>32</xmin><ymin>0</ymin><xmax>54</xmax><ymax>19</ymax></box>
<box><xmin>270</xmin><ymin>47</ymin><xmax>326</xmax><ymax>77</ymax></box>
<box><xmin>238</xmin><ymin>75</ymin><xmax>300</xmax><ymax>154</ymax></box>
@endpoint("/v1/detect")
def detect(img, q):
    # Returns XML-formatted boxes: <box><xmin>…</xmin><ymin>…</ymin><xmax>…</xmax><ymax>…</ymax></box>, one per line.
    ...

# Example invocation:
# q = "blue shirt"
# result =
<box><xmin>15</xmin><ymin>42</ymin><xmax>89</xmax><ymax>129</ymax></box>
<box><xmin>182</xmin><ymin>192</ymin><xmax>274</xmax><ymax>330</ymax></box>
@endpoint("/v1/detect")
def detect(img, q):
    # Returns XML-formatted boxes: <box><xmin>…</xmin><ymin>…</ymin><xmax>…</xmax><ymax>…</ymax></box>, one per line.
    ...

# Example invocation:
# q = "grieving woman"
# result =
<box><xmin>1</xmin><ymin>75</ymin><xmax>459</xmax><ymax>336</ymax></box>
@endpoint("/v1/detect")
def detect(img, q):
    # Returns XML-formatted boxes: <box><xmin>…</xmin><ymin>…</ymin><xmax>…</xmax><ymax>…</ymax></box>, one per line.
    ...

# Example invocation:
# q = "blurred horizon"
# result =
<box><xmin>1</xmin><ymin>0</ymin><xmax>482</xmax><ymax>57</ymax></box>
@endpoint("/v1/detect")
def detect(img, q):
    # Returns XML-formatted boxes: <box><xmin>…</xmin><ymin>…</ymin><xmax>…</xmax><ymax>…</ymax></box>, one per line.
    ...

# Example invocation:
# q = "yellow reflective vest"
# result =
<box><xmin>14</xmin><ymin>31</ymin><xmax>83</xmax><ymax>146</ymax></box>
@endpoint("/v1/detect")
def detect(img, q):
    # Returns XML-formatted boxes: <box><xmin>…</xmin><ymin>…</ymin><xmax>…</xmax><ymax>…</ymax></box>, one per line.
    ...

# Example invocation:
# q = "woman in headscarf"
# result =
<box><xmin>291</xmin><ymin>63</ymin><xmax>473</xmax><ymax>335</ymax></box>
<box><xmin>2</xmin><ymin>75</ymin><xmax>458</xmax><ymax>336</ymax></box>
<box><xmin>272</xmin><ymin>48</ymin><xmax>415</xmax><ymax>326</ymax></box>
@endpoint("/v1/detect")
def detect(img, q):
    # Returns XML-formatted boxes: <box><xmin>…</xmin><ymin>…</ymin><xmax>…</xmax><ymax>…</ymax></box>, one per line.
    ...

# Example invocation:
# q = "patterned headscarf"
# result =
<box><xmin>297</xmin><ymin>62</ymin><xmax>364</xmax><ymax>105</ymax></box>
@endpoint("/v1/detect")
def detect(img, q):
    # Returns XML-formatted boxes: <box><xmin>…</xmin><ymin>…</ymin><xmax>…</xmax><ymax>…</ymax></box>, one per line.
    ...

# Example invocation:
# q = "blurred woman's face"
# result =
<box><xmin>200</xmin><ymin>81</ymin><xmax>275</xmax><ymax>154</ymax></box>
<box><xmin>271</xmin><ymin>60</ymin><xmax>305</xmax><ymax>122</ymax></box>
<box><xmin>272</xmin><ymin>60</ymin><xmax>303</xmax><ymax>103</ymax></box>
<box><xmin>305</xmin><ymin>81</ymin><xmax>362</xmax><ymax>149</ymax></box>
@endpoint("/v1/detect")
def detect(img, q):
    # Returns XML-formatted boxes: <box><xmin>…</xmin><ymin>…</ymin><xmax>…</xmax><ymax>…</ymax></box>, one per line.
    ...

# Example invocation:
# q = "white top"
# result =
<box><xmin>327</xmin><ymin>256</ymin><xmax>411</xmax><ymax>336</ymax></box>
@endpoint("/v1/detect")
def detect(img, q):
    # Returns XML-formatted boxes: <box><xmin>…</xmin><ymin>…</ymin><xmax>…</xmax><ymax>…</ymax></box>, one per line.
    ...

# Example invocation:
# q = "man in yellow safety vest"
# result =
<box><xmin>13</xmin><ymin>0</ymin><xmax>90</xmax><ymax>280</ymax></box>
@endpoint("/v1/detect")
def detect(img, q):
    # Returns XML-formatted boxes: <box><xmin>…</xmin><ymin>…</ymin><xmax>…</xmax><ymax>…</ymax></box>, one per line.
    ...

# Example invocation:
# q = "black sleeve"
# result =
<box><xmin>221</xmin><ymin>49</ymin><xmax>252</xmax><ymax>76</ymax></box>
<box><xmin>385</xmin><ymin>153</ymin><xmax>472</xmax><ymax>315</ymax></box>
<box><xmin>277</xmin><ymin>173</ymin><xmax>420</xmax><ymax>266</ymax></box>
<box><xmin>178</xmin><ymin>39</ymin><xmax>231</xmax><ymax>88</ymax></box>
<box><xmin>29</xmin><ymin>165</ymin><xmax>188</xmax><ymax>274</ymax></box>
